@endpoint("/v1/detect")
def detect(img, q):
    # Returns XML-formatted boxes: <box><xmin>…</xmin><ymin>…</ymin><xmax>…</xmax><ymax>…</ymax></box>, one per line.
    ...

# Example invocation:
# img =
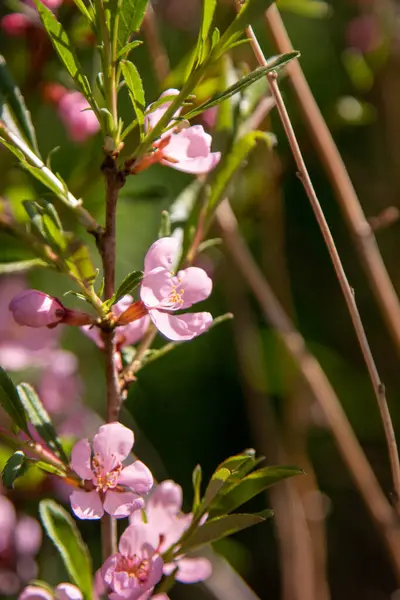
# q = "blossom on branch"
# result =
<box><xmin>140</xmin><ymin>237</ymin><xmax>213</xmax><ymax>341</ymax></box>
<box><xmin>101</xmin><ymin>522</ymin><xmax>163</xmax><ymax>600</ymax></box>
<box><xmin>69</xmin><ymin>422</ymin><xmax>153</xmax><ymax>520</ymax></box>
<box><xmin>132</xmin><ymin>89</ymin><xmax>221</xmax><ymax>174</ymax></box>
<box><xmin>131</xmin><ymin>480</ymin><xmax>212</xmax><ymax>584</ymax></box>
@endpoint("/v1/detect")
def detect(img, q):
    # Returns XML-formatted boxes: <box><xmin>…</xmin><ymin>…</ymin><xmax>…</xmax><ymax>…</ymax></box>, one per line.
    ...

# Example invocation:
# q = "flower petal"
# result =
<box><xmin>70</xmin><ymin>439</ymin><xmax>93</xmax><ymax>480</ymax></box>
<box><xmin>119</xmin><ymin>461</ymin><xmax>153</xmax><ymax>494</ymax></box>
<box><xmin>119</xmin><ymin>523</ymin><xmax>159</xmax><ymax>558</ymax></box>
<box><xmin>103</xmin><ymin>491</ymin><xmax>144</xmax><ymax>518</ymax></box>
<box><xmin>56</xmin><ymin>584</ymin><xmax>83</xmax><ymax>600</ymax></box>
<box><xmin>162</xmin><ymin>151</ymin><xmax>221</xmax><ymax>174</ymax></box>
<box><xmin>118</xmin><ymin>316</ymin><xmax>151</xmax><ymax>347</ymax></box>
<box><xmin>143</xmin><ymin>237</ymin><xmax>180</xmax><ymax>275</ymax></box>
<box><xmin>149</xmin><ymin>480</ymin><xmax>183</xmax><ymax>513</ymax></box>
<box><xmin>19</xmin><ymin>585</ymin><xmax>53</xmax><ymax>600</ymax></box>
<box><xmin>92</xmin><ymin>423</ymin><xmax>134</xmax><ymax>470</ymax></box>
<box><xmin>140</xmin><ymin>270</ymin><xmax>176</xmax><ymax>309</ymax></box>
<box><xmin>171</xmin><ymin>557</ymin><xmax>212</xmax><ymax>583</ymax></box>
<box><xmin>149</xmin><ymin>310</ymin><xmax>213</xmax><ymax>341</ymax></box>
<box><xmin>175</xmin><ymin>267</ymin><xmax>212</xmax><ymax>309</ymax></box>
<box><xmin>144</xmin><ymin>89</ymin><xmax>180</xmax><ymax>132</ymax></box>
<box><xmin>162</xmin><ymin>125</ymin><xmax>220</xmax><ymax>174</ymax></box>
<box><xmin>70</xmin><ymin>490</ymin><xmax>104</xmax><ymax>520</ymax></box>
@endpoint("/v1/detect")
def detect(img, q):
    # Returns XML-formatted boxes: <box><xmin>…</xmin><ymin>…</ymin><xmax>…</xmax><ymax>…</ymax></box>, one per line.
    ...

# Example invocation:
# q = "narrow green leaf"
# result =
<box><xmin>0</xmin><ymin>55</ymin><xmax>39</xmax><ymax>153</ymax></box>
<box><xmin>118</xmin><ymin>0</ymin><xmax>148</xmax><ymax>49</ymax></box>
<box><xmin>0</xmin><ymin>258</ymin><xmax>48</xmax><ymax>274</ymax></box>
<box><xmin>64</xmin><ymin>241</ymin><xmax>96</xmax><ymax>286</ymax></box>
<box><xmin>180</xmin><ymin>512</ymin><xmax>272</xmax><ymax>553</ymax></box>
<box><xmin>36</xmin><ymin>461</ymin><xmax>67</xmax><ymax>477</ymax></box>
<box><xmin>210</xmin><ymin>466</ymin><xmax>303</xmax><ymax>517</ymax></box>
<box><xmin>39</xmin><ymin>500</ymin><xmax>93</xmax><ymax>600</ymax></box>
<box><xmin>117</xmin><ymin>40</ymin><xmax>143</xmax><ymax>59</ymax></box>
<box><xmin>110</xmin><ymin>270</ymin><xmax>144</xmax><ymax>306</ymax></box>
<box><xmin>0</xmin><ymin>367</ymin><xmax>29</xmax><ymax>433</ymax></box>
<box><xmin>121</xmin><ymin>60</ymin><xmax>145</xmax><ymax>137</ymax></box>
<box><xmin>34</xmin><ymin>1</ymin><xmax>96</xmax><ymax>110</ymax></box>
<box><xmin>159</xmin><ymin>210</ymin><xmax>171</xmax><ymax>238</ymax></box>
<box><xmin>17</xmin><ymin>383</ymin><xmax>68</xmax><ymax>464</ymax></box>
<box><xmin>183</xmin><ymin>54</ymin><xmax>300</xmax><ymax>121</ymax></box>
<box><xmin>217</xmin><ymin>0</ymin><xmax>274</xmax><ymax>54</ymax></box>
<box><xmin>71</xmin><ymin>0</ymin><xmax>94</xmax><ymax>22</ymax></box>
<box><xmin>0</xmin><ymin>135</ymin><xmax>25</xmax><ymax>161</ymax></box>
<box><xmin>201</xmin><ymin>0</ymin><xmax>217</xmax><ymax>46</ymax></box>
<box><xmin>206</xmin><ymin>131</ymin><xmax>274</xmax><ymax>218</ymax></box>
<box><xmin>192</xmin><ymin>464</ymin><xmax>202</xmax><ymax>512</ymax></box>
<box><xmin>2</xmin><ymin>451</ymin><xmax>28</xmax><ymax>489</ymax></box>
<box><xmin>202</xmin><ymin>467</ymin><xmax>231</xmax><ymax>509</ymax></box>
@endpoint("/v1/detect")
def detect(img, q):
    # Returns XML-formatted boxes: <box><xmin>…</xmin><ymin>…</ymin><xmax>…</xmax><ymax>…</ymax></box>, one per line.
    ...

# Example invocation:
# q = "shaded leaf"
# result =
<box><xmin>39</xmin><ymin>500</ymin><xmax>93</xmax><ymax>600</ymax></box>
<box><xmin>0</xmin><ymin>55</ymin><xmax>39</xmax><ymax>153</ymax></box>
<box><xmin>0</xmin><ymin>367</ymin><xmax>28</xmax><ymax>433</ymax></box>
<box><xmin>109</xmin><ymin>270</ymin><xmax>144</xmax><ymax>306</ymax></box>
<box><xmin>64</xmin><ymin>241</ymin><xmax>96</xmax><ymax>286</ymax></box>
<box><xmin>117</xmin><ymin>40</ymin><xmax>143</xmax><ymax>59</ymax></box>
<box><xmin>192</xmin><ymin>464</ymin><xmax>202</xmax><ymax>512</ymax></box>
<box><xmin>180</xmin><ymin>511</ymin><xmax>273</xmax><ymax>553</ymax></box>
<box><xmin>2</xmin><ymin>451</ymin><xmax>28</xmax><ymax>489</ymax></box>
<box><xmin>17</xmin><ymin>383</ymin><xmax>68</xmax><ymax>464</ymax></box>
<box><xmin>118</xmin><ymin>0</ymin><xmax>148</xmax><ymax>49</ymax></box>
<box><xmin>0</xmin><ymin>258</ymin><xmax>48</xmax><ymax>274</ymax></box>
<box><xmin>121</xmin><ymin>60</ymin><xmax>145</xmax><ymax>137</ymax></box>
<box><xmin>159</xmin><ymin>210</ymin><xmax>171</xmax><ymax>238</ymax></box>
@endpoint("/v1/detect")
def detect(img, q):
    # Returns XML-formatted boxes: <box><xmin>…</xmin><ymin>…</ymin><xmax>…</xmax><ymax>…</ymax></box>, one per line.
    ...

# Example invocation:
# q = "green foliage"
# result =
<box><xmin>17</xmin><ymin>383</ymin><xmax>68</xmax><ymax>463</ymax></box>
<box><xmin>117</xmin><ymin>0</ymin><xmax>148</xmax><ymax>49</ymax></box>
<box><xmin>2</xmin><ymin>451</ymin><xmax>28</xmax><ymax>489</ymax></box>
<box><xmin>192</xmin><ymin>464</ymin><xmax>202</xmax><ymax>512</ymax></box>
<box><xmin>158</xmin><ymin>210</ymin><xmax>171</xmax><ymax>238</ymax></box>
<box><xmin>107</xmin><ymin>270</ymin><xmax>144</xmax><ymax>307</ymax></box>
<box><xmin>0</xmin><ymin>56</ymin><xmax>39</xmax><ymax>153</ymax></box>
<box><xmin>0</xmin><ymin>367</ymin><xmax>29</xmax><ymax>433</ymax></box>
<box><xmin>39</xmin><ymin>500</ymin><xmax>93</xmax><ymax>600</ymax></box>
<box><xmin>33</xmin><ymin>1</ymin><xmax>98</xmax><ymax>114</ymax></box>
<box><xmin>121</xmin><ymin>60</ymin><xmax>146</xmax><ymax>138</ymax></box>
<box><xmin>64</xmin><ymin>241</ymin><xmax>97</xmax><ymax>287</ymax></box>
<box><xmin>216</xmin><ymin>0</ymin><xmax>274</xmax><ymax>54</ymax></box>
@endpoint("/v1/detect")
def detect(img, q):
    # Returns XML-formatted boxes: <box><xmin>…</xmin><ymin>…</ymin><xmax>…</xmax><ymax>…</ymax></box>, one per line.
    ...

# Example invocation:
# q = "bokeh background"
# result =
<box><xmin>1</xmin><ymin>0</ymin><xmax>400</xmax><ymax>599</ymax></box>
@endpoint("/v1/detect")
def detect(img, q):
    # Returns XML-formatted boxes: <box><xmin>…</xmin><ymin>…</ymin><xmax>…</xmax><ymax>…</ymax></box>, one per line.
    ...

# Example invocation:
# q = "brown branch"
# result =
<box><xmin>216</xmin><ymin>199</ymin><xmax>400</xmax><ymax>580</ymax></box>
<box><xmin>264</xmin><ymin>3</ymin><xmax>400</xmax><ymax>356</ymax></box>
<box><xmin>253</xmin><ymin>47</ymin><xmax>400</xmax><ymax>514</ymax></box>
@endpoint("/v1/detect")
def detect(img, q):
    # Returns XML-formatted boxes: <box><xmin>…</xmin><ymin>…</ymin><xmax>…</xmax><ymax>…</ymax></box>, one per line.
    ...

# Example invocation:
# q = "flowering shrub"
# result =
<box><xmin>0</xmin><ymin>0</ymin><xmax>306</xmax><ymax>599</ymax></box>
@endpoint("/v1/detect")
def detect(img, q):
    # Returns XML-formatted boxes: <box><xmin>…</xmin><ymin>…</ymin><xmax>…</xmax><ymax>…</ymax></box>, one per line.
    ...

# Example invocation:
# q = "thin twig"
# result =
<box><xmin>142</xmin><ymin>5</ymin><xmax>170</xmax><ymax>85</ymax></box>
<box><xmin>254</xmin><ymin>46</ymin><xmax>400</xmax><ymax>513</ymax></box>
<box><xmin>264</xmin><ymin>3</ymin><xmax>400</xmax><ymax>356</ymax></box>
<box><xmin>216</xmin><ymin>199</ymin><xmax>400</xmax><ymax>579</ymax></box>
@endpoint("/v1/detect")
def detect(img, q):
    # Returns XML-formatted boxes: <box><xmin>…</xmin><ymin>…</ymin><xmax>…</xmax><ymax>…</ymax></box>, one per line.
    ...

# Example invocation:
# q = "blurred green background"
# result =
<box><xmin>1</xmin><ymin>0</ymin><xmax>400</xmax><ymax>599</ymax></box>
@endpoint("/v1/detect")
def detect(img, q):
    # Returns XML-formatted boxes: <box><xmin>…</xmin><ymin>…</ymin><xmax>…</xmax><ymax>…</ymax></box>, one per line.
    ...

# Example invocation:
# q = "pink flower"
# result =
<box><xmin>0</xmin><ymin>495</ymin><xmax>42</xmax><ymax>596</ymax></box>
<box><xmin>82</xmin><ymin>296</ymin><xmax>150</xmax><ymax>349</ymax></box>
<box><xmin>101</xmin><ymin>522</ymin><xmax>163</xmax><ymax>600</ymax></box>
<box><xmin>131</xmin><ymin>481</ymin><xmax>212</xmax><ymax>584</ymax></box>
<box><xmin>140</xmin><ymin>237</ymin><xmax>213</xmax><ymax>341</ymax></box>
<box><xmin>9</xmin><ymin>290</ymin><xmax>65</xmax><ymax>328</ymax></box>
<box><xmin>58</xmin><ymin>91</ymin><xmax>100</xmax><ymax>143</ymax></box>
<box><xmin>69</xmin><ymin>422</ymin><xmax>153</xmax><ymax>520</ymax></box>
<box><xmin>0</xmin><ymin>13</ymin><xmax>30</xmax><ymax>36</ymax></box>
<box><xmin>19</xmin><ymin>583</ymin><xmax>82</xmax><ymax>600</ymax></box>
<box><xmin>142</xmin><ymin>89</ymin><xmax>221</xmax><ymax>174</ymax></box>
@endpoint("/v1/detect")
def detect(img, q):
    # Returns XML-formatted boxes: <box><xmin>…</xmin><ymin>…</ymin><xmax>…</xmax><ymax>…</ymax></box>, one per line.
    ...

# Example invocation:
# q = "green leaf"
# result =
<box><xmin>118</xmin><ymin>0</ymin><xmax>148</xmax><ymax>49</ymax></box>
<box><xmin>217</xmin><ymin>0</ymin><xmax>274</xmax><ymax>54</ymax></box>
<box><xmin>0</xmin><ymin>367</ymin><xmax>29</xmax><ymax>433</ymax></box>
<box><xmin>192</xmin><ymin>464</ymin><xmax>202</xmax><ymax>512</ymax></box>
<box><xmin>180</xmin><ymin>512</ymin><xmax>273</xmax><ymax>553</ymax></box>
<box><xmin>2</xmin><ymin>451</ymin><xmax>28</xmax><ymax>489</ymax></box>
<box><xmin>117</xmin><ymin>40</ymin><xmax>143</xmax><ymax>59</ymax></box>
<box><xmin>121</xmin><ymin>60</ymin><xmax>145</xmax><ymax>138</ymax></box>
<box><xmin>36</xmin><ymin>461</ymin><xmax>67</xmax><ymax>477</ymax></box>
<box><xmin>0</xmin><ymin>258</ymin><xmax>48</xmax><ymax>274</ymax></box>
<box><xmin>23</xmin><ymin>200</ymin><xmax>66</xmax><ymax>252</ymax></box>
<box><xmin>64</xmin><ymin>241</ymin><xmax>96</xmax><ymax>286</ymax></box>
<box><xmin>109</xmin><ymin>270</ymin><xmax>144</xmax><ymax>306</ymax></box>
<box><xmin>210</xmin><ymin>466</ymin><xmax>303</xmax><ymax>518</ymax></box>
<box><xmin>0</xmin><ymin>56</ymin><xmax>39</xmax><ymax>153</ymax></box>
<box><xmin>159</xmin><ymin>210</ymin><xmax>171</xmax><ymax>238</ymax></box>
<box><xmin>183</xmin><ymin>54</ymin><xmax>300</xmax><ymax>121</ymax></box>
<box><xmin>206</xmin><ymin>131</ymin><xmax>274</xmax><ymax>219</ymax></box>
<box><xmin>39</xmin><ymin>500</ymin><xmax>93</xmax><ymax>600</ymax></box>
<box><xmin>201</xmin><ymin>0</ymin><xmax>217</xmax><ymax>49</ymax></box>
<box><xmin>17</xmin><ymin>383</ymin><xmax>68</xmax><ymax>464</ymax></box>
<box><xmin>201</xmin><ymin>467</ymin><xmax>232</xmax><ymax>511</ymax></box>
<box><xmin>34</xmin><ymin>1</ymin><xmax>97</xmax><ymax>110</ymax></box>
<box><xmin>71</xmin><ymin>0</ymin><xmax>95</xmax><ymax>22</ymax></box>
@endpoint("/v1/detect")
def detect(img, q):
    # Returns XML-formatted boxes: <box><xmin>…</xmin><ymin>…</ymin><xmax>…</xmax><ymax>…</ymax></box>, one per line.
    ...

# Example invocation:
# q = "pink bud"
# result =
<box><xmin>9</xmin><ymin>290</ymin><xmax>65</xmax><ymax>328</ymax></box>
<box><xmin>1</xmin><ymin>13</ymin><xmax>30</xmax><ymax>37</ymax></box>
<box><xmin>57</xmin><ymin>91</ymin><xmax>100</xmax><ymax>143</ymax></box>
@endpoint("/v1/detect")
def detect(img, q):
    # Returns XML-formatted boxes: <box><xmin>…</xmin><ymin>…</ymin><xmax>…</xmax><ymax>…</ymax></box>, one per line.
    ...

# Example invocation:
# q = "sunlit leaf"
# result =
<box><xmin>121</xmin><ymin>60</ymin><xmax>145</xmax><ymax>137</ymax></box>
<box><xmin>108</xmin><ymin>270</ymin><xmax>144</xmax><ymax>307</ymax></box>
<box><xmin>118</xmin><ymin>0</ymin><xmax>148</xmax><ymax>49</ymax></box>
<box><xmin>0</xmin><ymin>367</ymin><xmax>29</xmax><ymax>433</ymax></box>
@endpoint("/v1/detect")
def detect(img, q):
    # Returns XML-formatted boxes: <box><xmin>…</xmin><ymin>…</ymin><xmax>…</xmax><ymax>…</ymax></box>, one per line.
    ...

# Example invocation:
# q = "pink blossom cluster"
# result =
<box><xmin>0</xmin><ymin>494</ymin><xmax>42</xmax><ymax>596</ymax></box>
<box><xmin>1</xmin><ymin>0</ymin><xmax>63</xmax><ymax>37</ymax></box>
<box><xmin>132</xmin><ymin>89</ymin><xmax>221</xmax><ymax>175</ymax></box>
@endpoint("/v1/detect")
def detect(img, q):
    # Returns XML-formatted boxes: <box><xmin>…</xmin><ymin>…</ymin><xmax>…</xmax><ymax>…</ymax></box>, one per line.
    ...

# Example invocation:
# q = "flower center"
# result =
<box><xmin>163</xmin><ymin>283</ymin><xmax>184</xmax><ymax>309</ymax></box>
<box><xmin>116</xmin><ymin>555</ymin><xmax>150</xmax><ymax>584</ymax></box>
<box><xmin>91</xmin><ymin>453</ymin><xmax>122</xmax><ymax>492</ymax></box>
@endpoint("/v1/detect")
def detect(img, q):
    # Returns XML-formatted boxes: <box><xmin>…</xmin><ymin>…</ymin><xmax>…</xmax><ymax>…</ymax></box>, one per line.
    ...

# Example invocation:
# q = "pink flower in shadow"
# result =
<box><xmin>143</xmin><ymin>89</ymin><xmax>221</xmax><ymax>174</ymax></box>
<box><xmin>69</xmin><ymin>422</ymin><xmax>153</xmax><ymax>520</ymax></box>
<box><xmin>19</xmin><ymin>582</ymin><xmax>82</xmax><ymax>600</ymax></box>
<box><xmin>140</xmin><ymin>237</ymin><xmax>213</xmax><ymax>341</ymax></box>
<box><xmin>131</xmin><ymin>480</ymin><xmax>212</xmax><ymax>583</ymax></box>
<box><xmin>101</xmin><ymin>522</ymin><xmax>163</xmax><ymax>600</ymax></box>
